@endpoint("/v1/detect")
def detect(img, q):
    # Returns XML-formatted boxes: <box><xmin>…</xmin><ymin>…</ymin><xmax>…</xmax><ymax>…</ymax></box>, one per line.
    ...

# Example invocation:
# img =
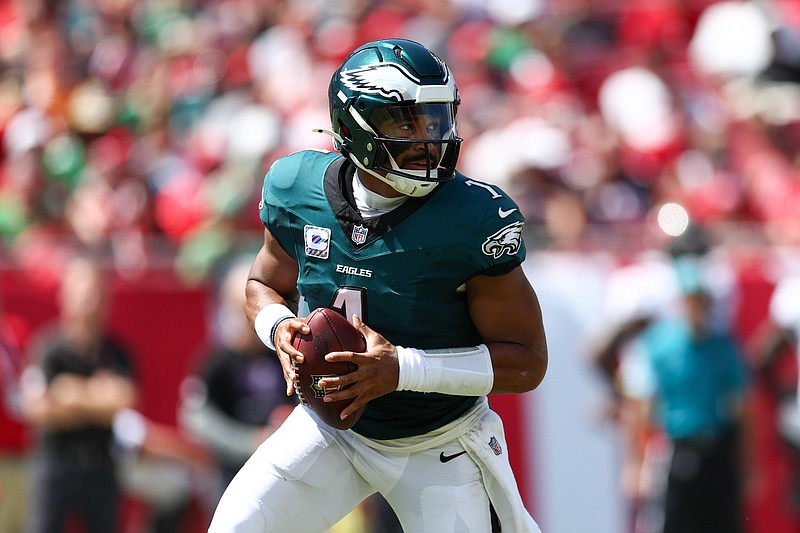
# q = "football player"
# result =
<box><xmin>208</xmin><ymin>38</ymin><xmax>548</xmax><ymax>533</ymax></box>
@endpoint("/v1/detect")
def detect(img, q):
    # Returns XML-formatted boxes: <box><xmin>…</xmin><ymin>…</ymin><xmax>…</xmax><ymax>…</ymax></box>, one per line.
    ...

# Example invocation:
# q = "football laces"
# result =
<box><xmin>291</xmin><ymin>358</ymin><xmax>308</xmax><ymax>406</ymax></box>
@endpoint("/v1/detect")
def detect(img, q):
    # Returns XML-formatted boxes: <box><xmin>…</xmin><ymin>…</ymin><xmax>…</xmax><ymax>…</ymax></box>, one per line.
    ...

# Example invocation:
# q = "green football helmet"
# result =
<box><xmin>321</xmin><ymin>38</ymin><xmax>462</xmax><ymax>197</ymax></box>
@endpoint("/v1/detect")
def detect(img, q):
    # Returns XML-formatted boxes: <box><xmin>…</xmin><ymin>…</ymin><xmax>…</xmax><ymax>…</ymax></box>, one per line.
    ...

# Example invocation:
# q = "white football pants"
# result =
<box><xmin>208</xmin><ymin>403</ymin><xmax>503</xmax><ymax>532</ymax></box>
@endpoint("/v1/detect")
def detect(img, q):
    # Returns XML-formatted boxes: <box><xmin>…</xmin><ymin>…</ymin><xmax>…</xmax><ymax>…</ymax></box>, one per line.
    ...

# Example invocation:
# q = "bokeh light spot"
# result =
<box><xmin>657</xmin><ymin>203</ymin><xmax>690</xmax><ymax>237</ymax></box>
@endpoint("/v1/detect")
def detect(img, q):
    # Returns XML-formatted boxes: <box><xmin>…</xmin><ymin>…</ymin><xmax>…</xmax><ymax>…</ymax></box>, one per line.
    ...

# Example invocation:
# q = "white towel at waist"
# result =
<box><xmin>458</xmin><ymin>406</ymin><xmax>542</xmax><ymax>533</ymax></box>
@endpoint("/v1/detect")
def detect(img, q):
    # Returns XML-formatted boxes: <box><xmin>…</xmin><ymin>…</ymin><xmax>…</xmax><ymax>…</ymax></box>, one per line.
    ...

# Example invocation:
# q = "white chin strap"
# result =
<box><xmin>351</xmin><ymin>155</ymin><xmax>439</xmax><ymax>198</ymax></box>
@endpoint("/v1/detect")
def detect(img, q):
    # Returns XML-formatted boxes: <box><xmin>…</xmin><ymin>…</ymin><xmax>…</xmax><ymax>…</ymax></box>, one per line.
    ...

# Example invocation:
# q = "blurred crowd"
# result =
<box><xmin>1</xmin><ymin>0</ymin><xmax>800</xmax><ymax>285</ymax></box>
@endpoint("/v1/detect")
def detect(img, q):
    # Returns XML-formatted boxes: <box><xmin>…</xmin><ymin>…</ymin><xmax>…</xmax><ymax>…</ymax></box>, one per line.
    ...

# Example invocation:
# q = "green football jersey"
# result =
<box><xmin>259</xmin><ymin>150</ymin><xmax>527</xmax><ymax>439</ymax></box>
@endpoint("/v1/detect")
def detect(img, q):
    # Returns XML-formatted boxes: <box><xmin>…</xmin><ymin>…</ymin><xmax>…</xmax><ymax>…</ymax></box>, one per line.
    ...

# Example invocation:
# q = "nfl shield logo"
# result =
<box><xmin>488</xmin><ymin>436</ymin><xmax>502</xmax><ymax>456</ymax></box>
<box><xmin>351</xmin><ymin>224</ymin><xmax>368</xmax><ymax>245</ymax></box>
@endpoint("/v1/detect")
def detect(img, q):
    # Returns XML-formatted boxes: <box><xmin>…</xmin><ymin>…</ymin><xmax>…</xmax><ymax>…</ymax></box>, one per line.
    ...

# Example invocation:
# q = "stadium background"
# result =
<box><xmin>2</xmin><ymin>0</ymin><xmax>800</xmax><ymax>531</ymax></box>
<box><xmin>1</xmin><ymin>246</ymin><xmax>792</xmax><ymax>532</ymax></box>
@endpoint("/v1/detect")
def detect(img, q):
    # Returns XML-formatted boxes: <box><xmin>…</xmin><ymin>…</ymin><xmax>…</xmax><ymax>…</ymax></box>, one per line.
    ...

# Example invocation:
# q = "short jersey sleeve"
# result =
<box><xmin>258</xmin><ymin>157</ymin><xmax>296</xmax><ymax>258</ymax></box>
<box><xmin>447</xmin><ymin>176</ymin><xmax>527</xmax><ymax>278</ymax></box>
<box><xmin>258</xmin><ymin>150</ymin><xmax>339</xmax><ymax>262</ymax></box>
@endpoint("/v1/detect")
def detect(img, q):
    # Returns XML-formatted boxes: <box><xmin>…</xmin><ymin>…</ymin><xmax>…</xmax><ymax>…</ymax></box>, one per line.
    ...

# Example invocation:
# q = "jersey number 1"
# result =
<box><xmin>330</xmin><ymin>286</ymin><xmax>368</xmax><ymax>325</ymax></box>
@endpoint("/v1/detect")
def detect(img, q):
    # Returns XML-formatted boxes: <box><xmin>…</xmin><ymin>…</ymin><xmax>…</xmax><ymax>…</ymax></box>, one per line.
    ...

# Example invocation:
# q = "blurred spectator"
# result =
<box><xmin>178</xmin><ymin>256</ymin><xmax>296</xmax><ymax>505</ymax></box>
<box><xmin>112</xmin><ymin>408</ymin><xmax>213</xmax><ymax>533</ymax></box>
<box><xmin>19</xmin><ymin>255</ymin><xmax>138</xmax><ymax>533</ymax></box>
<box><xmin>593</xmin><ymin>224</ymin><xmax>738</xmax><ymax>418</ymax></box>
<box><xmin>618</xmin><ymin>263</ymin><xmax>754</xmax><ymax>533</ymax></box>
<box><xmin>753</xmin><ymin>271</ymin><xmax>800</xmax><ymax>511</ymax></box>
<box><xmin>0</xmin><ymin>291</ymin><xmax>32</xmax><ymax>533</ymax></box>
<box><xmin>755</xmin><ymin>271</ymin><xmax>800</xmax><ymax>412</ymax></box>
<box><xmin>590</xmin><ymin>223</ymin><xmax>739</xmax><ymax>533</ymax></box>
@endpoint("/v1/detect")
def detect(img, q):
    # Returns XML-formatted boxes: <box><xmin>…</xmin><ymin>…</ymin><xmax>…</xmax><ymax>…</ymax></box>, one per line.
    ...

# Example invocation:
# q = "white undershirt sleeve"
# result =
<box><xmin>395</xmin><ymin>344</ymin><xmax>494</xmax><ymax>396</ymax></box>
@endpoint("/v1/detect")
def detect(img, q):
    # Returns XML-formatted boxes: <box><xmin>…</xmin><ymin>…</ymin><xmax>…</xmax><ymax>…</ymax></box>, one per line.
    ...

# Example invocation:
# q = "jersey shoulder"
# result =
<box><xmin>443</xmin><ymin>172</ymin><xmax>524</xmax><ymax>224</ymax></box>
<box><xmin>432</xmin><ymin>172</ymin><xmax>527</xmax><ymax>266</ymax></box>
<box><xmin>262</xmin><ymin>149</ymin><xmax>340</xmax><ymax>201</ymax></box>
<box><xmin>260</xmin><ymin>149</ymin><xmax>341</xmax><ymax>224</ymax></box>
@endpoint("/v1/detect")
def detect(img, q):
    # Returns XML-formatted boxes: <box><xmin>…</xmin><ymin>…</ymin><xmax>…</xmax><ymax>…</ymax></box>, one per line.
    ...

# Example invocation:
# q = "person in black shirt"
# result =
<box><xmin>20</xmin><ymin>256</ymin><xmax>138</xmax><ymax>533</ymax></box>
<box><xmin>179</xmin><ymin>258</ymin><xmax>295</xmax><ymax>504</ymax></box>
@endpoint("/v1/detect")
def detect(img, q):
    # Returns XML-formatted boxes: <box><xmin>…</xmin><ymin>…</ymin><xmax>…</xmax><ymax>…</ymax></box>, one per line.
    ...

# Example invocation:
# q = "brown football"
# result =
<box><xmin>291</xmin><ymin>307</ymin><xmax>367</xmax><ymax>430</ymax></box>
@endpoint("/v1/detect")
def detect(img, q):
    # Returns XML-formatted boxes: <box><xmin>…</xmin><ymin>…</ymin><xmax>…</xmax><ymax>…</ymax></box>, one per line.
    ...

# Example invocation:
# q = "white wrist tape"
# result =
<box><xmin>396</xmin><ymin>344</ymin><xmax>494</xmax><ymax>396</ymax></box>
<box><xmin>254</xmin><ymin>303</ymin><xmax>295</xmax><ymax>351</ymax></box>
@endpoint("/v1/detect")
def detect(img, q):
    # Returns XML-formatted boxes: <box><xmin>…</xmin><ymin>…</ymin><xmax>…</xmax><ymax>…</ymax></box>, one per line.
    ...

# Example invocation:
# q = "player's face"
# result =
<box><xmin>371</xmin><ymin>103</ymin><xmax>455</xmax><ymax>172</ymax></box>
<box><xmin>386</xmin><ymin>137</ymin><xmax>440</xmax><ymax>173</ymax></box>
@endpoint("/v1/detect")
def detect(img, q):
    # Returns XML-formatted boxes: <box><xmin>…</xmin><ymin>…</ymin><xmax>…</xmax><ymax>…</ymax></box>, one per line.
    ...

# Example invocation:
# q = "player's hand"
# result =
<box><xmin>273</xmin><ymin>317</ymin><xmax>310</xmax><ymax>396</ymax></box>
<box><xmin>319</xmin><ymin>315</ymin><xmax>399</xmax><ymax>420</ymax></box>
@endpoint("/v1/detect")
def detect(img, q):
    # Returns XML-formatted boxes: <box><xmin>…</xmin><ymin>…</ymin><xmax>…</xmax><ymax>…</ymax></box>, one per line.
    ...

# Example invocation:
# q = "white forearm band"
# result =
<box><xmin>395</xmin><ymin>344</ymin><xmax>494</xmax><ymax>396</ymax></box>
<box><xmin>254</xmin><ymin>303</ymin><xmax>296</xmax><ymax>351</ymax></box>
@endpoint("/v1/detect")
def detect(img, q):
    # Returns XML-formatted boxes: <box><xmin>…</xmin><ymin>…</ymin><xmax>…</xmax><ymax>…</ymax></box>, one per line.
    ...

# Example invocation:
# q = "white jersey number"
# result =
<box><xmin>330</xmin><ymin>286</ymin><xmax>368</xmax><ymax>325</ymax></box>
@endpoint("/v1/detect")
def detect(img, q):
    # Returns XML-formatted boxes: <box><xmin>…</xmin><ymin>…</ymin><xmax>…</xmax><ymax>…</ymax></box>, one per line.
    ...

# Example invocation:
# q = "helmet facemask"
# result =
<box><xmin>353</xmin><ymin>102</ymin><xmax>461</xmax><ymax>197</ymax></box>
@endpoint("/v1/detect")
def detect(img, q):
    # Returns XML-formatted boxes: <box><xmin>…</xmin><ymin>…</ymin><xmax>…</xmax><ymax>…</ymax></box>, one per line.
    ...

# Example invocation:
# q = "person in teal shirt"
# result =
<box><xmin>621</xmin><ymin>261</ymin><xmax>751</xmax><ymax>533</ymax></box>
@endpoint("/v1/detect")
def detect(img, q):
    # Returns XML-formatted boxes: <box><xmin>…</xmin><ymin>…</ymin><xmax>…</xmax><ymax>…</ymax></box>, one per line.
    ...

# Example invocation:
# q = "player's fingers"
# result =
<box><xmin>276</xmin><ymin>348</ymin><xmax>300</xmax><ymax>396</ymax></box>
<box><xmin>324</xmin><ymin>350</ymin><xmax>362</xmax><ymax>364</ymax></box>
<box><xmin>277</xmin><ymin>319</ymin><xmax>309</xmax><ymax>362</ymax></box>
<box><xmin>278</xmin><ymin>340</ymin><xmax>305</xmax><ymax>364</ymax></box>
<box><xmin>340</xmin><ymin>400</ymin><xmax>366</xmax><ymax>420</ymax></box>
<box><xmin>286</xmin><ymin>317</ymin><xmax>310</xmax><ymax>334</ymax></box>
<box><xmin>318</xmin><ymin>371</ymin><xmax>354</xmax><ymax>389</ymax></box>
<box><xmin>321</xmin><ymin>382</ymin><xmax>366</xmax><ymax>413</ymax></box>
<box><xmin>322</xmin><ymin>384</ymin><xmax>358</xmax><ymax>403</ymax></box>
<box><xmin>352</xmin><ymin>314</ymin><xmax>377</xmax><ymax>342</ymax></box>
<box><xmin>282</xmin><ymin>366</ymin><xmax>295</xmax><ymax>396</ymax></box>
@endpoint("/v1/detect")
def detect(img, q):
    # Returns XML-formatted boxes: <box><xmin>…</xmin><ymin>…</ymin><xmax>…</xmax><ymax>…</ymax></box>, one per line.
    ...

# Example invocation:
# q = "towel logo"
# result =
<box><xmin>488</xmin><ymin>436</ymin><xmax>502</xmax><ymax>456</ymax></box>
